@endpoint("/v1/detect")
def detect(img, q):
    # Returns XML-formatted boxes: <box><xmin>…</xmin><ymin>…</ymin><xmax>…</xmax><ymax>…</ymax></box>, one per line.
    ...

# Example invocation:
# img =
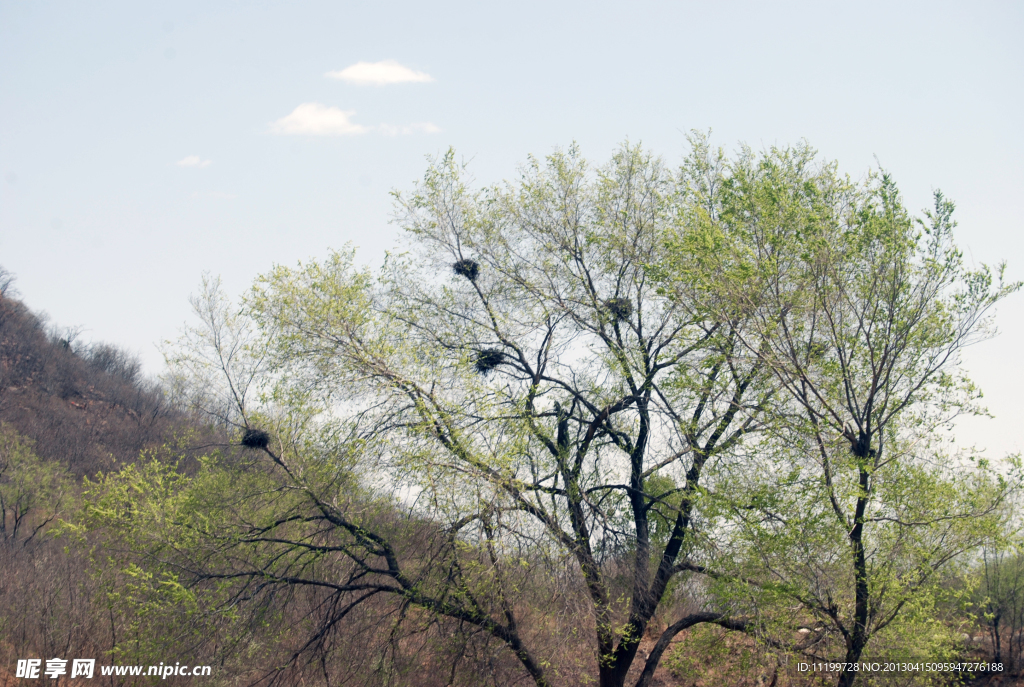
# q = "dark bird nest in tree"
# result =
<box><xmin>604</xmin><ymin>297</ymin><xmax>633</xmax><ymax>321</ymax></box>
<box><xmin>241</xmin><ymin>428</ymin><xmax>270</xmax><ymax>449</ymax></box>
<box><xmin>474</xmin><ymin>349</ymin><xmax>505</xmax><ymax>374</ymax></box>
<box><xmin>453</xmin><ymin>259</ymin><xmax>480</xmax><ymax>281</ymax></box>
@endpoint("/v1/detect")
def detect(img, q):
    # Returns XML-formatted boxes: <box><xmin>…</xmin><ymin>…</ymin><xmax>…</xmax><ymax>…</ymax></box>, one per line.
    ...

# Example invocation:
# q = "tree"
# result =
<box><xmin>977</xmin><ymin>540</ymin><xmax>1024</xmax><ymax>673</ymax></box>
<box><xmin>662</xmin><ymin>135</ymin><xmax>1022</xmax><ymax>685</ymax></box>
<box><xmin>0</xmin><ymin>423</ymin><xmax>70</xmax><ymax>545</ymax></box>
<box><xmin>145</xmin><ymin>144</ymin><xmax>776</xmax><ymax>687</ymax></box>
<box><xmin>0</xmin><ymin>264</ymin><xmax>17</xmax><ymax>298</ymax></box>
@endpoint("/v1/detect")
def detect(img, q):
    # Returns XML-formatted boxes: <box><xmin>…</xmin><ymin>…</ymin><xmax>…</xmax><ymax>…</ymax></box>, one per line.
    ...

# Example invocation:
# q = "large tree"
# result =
<box><xmin>662</xmin><ymin>136</ymin><xmax>1021</xmax><ymax>685</ymax></box>
<box><xmin>149</xmin><ymin>144</ymin><xmax>775</xmax><ymax>686</ymax></box>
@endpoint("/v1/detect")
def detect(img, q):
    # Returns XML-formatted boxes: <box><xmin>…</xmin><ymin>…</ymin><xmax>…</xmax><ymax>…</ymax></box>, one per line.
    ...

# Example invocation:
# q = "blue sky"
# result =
<box><xmin>1</xmin><ymin>0</ymin><xmax>1021</xmax><ymax>455</ymax></box>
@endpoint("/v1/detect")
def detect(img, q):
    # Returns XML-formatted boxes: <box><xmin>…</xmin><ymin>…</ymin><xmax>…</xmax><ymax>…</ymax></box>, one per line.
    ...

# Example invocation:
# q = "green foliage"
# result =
<box><xmin>663</xmin><ymin>625</ymin><xmax>766</xmax><ymax>685</ymax></box>
<box><xmin>69</xmin><ymin>442</ymin><xmax>296</xmax><ymax>671</ymax></box>
<box><xmin>660</xmin><ymin>132</ymin><xmax>1022</xmax><ymax>684</ymax></box>
<box><xmin>0</xmin><ymin>422</ymin><xmax>71</xmax><ymax>543</ymax></box>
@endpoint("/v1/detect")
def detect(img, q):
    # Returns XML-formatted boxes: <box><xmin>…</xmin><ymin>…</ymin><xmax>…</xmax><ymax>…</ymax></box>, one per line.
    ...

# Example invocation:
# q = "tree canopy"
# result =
<box><xmin>84</xmin><ymin>137</ymin><xmax>1021</xmax><ymax>687</ymax></box>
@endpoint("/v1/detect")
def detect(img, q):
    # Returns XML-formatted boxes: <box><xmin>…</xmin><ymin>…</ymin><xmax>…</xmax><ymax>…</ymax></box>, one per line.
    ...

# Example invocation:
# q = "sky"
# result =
<box><xmin>1</xmin><ymin>0</ymin><xmax>1022</xmax><ymax>457</ymax></box>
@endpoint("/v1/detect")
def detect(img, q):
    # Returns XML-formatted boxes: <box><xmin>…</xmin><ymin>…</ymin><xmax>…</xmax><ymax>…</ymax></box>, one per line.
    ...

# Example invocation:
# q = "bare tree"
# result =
<box><xmin>0</xmin><ymin>265</ymin><xmax>17</xmax><ymax>298</ymax></box>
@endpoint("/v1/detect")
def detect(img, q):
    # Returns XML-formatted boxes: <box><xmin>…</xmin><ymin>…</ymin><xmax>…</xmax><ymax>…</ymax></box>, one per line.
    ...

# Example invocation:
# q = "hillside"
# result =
<box><xmin>0</xmin><ymin>291</ymin><xmax>213</xmax><ymax>684</ymax></box>
<box><xmin>0</xmin><ymin>293</ymin><xmax>179</xmax><ymax>476</ymax></box>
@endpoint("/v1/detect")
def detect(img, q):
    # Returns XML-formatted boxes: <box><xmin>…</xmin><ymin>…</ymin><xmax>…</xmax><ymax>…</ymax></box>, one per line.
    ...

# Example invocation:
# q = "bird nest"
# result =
<box><xmin>474</xmin><ymin>349</ymin><xmax>505</xmax><ymax>374</ymax></box>
<box><xmin>604</xmin><ymin>297</ymin><xmax>633</xmax><ymax>321</ymax></box>
<box><xmin>241</xmin><ymin>428</ymin><xmax>270</xmax><ymax>449</ymax></box>
<box><xmin>453</xmin><ymin>259</ymin><xmax>480</xmax><ymax>281</ymax></box>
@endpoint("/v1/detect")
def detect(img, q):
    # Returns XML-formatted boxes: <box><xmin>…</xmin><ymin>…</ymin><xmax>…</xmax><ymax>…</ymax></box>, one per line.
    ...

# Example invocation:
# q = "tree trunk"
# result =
<box><xmin>837</xmin><ymin>465</ymin><xmax>871</xmax><ymax>687</ymax></box>
<box><xmin>990</xmin><ymin>615</ymin><xmax>1002</xmax><ymax>667</ymax></box>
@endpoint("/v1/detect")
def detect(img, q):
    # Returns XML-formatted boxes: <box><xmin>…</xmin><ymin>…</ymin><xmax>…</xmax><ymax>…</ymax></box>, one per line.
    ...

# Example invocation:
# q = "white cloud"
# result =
<box><xmin>191</xmin><ymin>191</ymin><xmax>237</xmax><ymax>200</ymax></box>
<box><xmin>177</xmin><ymin>155</ymin><xmax>212</xmax><ymax>168</ymax></box>
<box><xmin>269</xmin><ymin>103</ymin><xmax>369</xmax><ymax>136</ymax></box>
<box><xmin>270</xmin><ymin>104</ymin><xmax>439</xmax><ymax>137</ymax></box>
<box><xmin>377</xmin><ymin>122</ymin><xmax>441</xmax><ymax>136</ymax></box>
<box><xmin>326</xmin><ymin>60</ymin><xmax>433</xmax><ymax>86</ymax></box>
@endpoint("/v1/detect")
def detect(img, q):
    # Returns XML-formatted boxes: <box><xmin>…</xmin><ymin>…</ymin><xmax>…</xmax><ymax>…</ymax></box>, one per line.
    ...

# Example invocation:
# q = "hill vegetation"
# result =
<box><xmin>0</xmin><ymin>294</ymin><xmax>173</xmax><ymax>475</ymax></box>
<box><xmin>0</xmin><ymin>291</ymin><xmax>166</xmax><ymax>681</ymax></box>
